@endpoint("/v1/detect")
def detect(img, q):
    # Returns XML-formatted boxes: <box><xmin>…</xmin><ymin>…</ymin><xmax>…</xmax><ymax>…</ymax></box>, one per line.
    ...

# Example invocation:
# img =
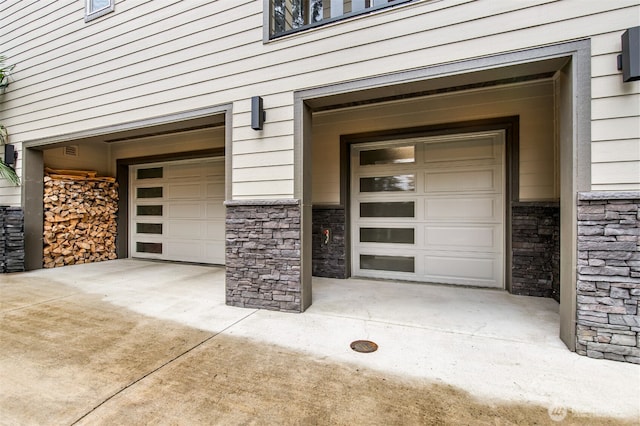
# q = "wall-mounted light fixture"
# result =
<box><xmin>617</xmin><ymin>26</ymin><xmax>640</xmax><ymax>82</ymax></box>
<box><xmin>3</xmin><ymin>144</ymin><xmax>16</xmax><ymax>167</ymax></box>
<box><xmin>251</xmin><ymin>96</ymin><xmax>266</xmax><ymax>130</ymax></box>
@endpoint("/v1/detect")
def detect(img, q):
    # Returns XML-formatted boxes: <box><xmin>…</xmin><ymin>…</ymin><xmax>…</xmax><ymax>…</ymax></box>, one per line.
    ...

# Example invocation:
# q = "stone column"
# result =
<box><xmin>0</xmin><ymin>206</ymin><xmax>25</xmax><ymax>273</ymax></box>
<box><xmin>576</xmin><ymin>192</ymin><xmax>639</xmax><ymax>364</ymax></box>
<box><xmin>225</xmin><ymin>199</ymin><xmax>302</xmax><ymax>312</ymax></box>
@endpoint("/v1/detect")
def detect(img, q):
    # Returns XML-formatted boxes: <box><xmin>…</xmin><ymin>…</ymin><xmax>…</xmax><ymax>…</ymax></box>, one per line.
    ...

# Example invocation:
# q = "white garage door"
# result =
<box><xmin>130</xmin><ymin>158</ymin><xmax>225</xmax><ymax>264</ymax></box>
<box><xmin>351</xmin><ymin>131</ymin><xmax>505</xmax><ymax>288</ymax></box>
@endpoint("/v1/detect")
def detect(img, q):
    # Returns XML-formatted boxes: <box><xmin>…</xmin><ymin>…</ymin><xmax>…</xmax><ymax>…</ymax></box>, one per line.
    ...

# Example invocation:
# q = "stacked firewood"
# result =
<box><xmin>43</xmin><ymin>168</ymin><xmax>118</xmax><ymax>268</ymax></box>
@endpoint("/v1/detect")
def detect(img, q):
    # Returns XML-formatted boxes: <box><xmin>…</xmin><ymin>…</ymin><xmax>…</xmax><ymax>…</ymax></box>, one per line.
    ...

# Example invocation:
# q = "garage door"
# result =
<box><xmin>351</xmin><ymin>131</ymin><xmax>504</xmax><ymax>288</ymax></box>
<box><xmin>130</xmin><ymin>158</ymin><xmax>225</xmax><ymax>264</ymax></box>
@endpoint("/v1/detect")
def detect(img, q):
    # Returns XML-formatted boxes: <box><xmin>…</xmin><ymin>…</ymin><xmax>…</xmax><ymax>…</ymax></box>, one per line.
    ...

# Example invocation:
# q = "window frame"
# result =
<box><xmin>85</xmin><ymin>0</ymin><xmax>115</xmax><ymax>23</ymax></box>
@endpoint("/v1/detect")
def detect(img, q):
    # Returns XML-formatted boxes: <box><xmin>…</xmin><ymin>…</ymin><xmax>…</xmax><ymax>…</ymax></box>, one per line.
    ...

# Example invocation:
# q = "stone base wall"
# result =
<box><xmin>576</xmin><ymin>192</ymin><xmax>639</xmax><ymax>364</ymax></box>
<box><xmin>0</xmin><ymin>206</ymin><xmax>25</xmax><ymax>273</ymax></box>
<box><xmin>312</xmin><ymin>207</ymin><xmax>347</xmax><ymax>279</ymax></box>
<box><xmin>511</xmin><ymin>202</ymin><xmax>560</xmax><ymax>300</ymax></box>
<box><xmin>225</xmin><ymin>200</ymin><xmax>302</xmax><ymax>312</ymax></box>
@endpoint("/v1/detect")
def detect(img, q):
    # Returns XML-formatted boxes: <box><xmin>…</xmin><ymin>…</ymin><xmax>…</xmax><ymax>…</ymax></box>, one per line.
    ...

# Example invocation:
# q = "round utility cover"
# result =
<box><xmin>350</xmin><ymin>340</ymin><xmax>378</xmax><ymax>353</ymax></box>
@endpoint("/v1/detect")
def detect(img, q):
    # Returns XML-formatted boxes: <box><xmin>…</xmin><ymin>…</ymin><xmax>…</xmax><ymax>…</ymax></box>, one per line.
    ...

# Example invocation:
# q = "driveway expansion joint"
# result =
<box><xmin>69</xmin><ymin>309</ymin><xmax>258</xmax><ymax>425</ymax></box>
<box><xmin>0</xmin><ymin>292</ymin><xmax>83</xmax><ymax>314</ymax></box>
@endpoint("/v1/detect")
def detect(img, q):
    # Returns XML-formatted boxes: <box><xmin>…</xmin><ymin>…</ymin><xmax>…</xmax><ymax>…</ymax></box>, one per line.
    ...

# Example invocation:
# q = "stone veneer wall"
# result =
<box><xmin>576</xmin><ymin>192</ymin><xmax>639</xmax><ymax>364</ymax></box>
<box><xmin>225</xmin><ymin>200</ymin><xmax>302</xmax><ymax>312</ymax></box>
<box><xmin>312</xmin><ymin>207</ymin><xmax>347</xmax><ymax>279</ymax></box>
<box><xmin>0</xmin><ymin>206</ymin><xmax>25</xmax><ymax>273</ymax></box>
<box><xmin>511</xmin><ymin>202</ymin><xmax>560</xmax><ymax>300</ymax></box>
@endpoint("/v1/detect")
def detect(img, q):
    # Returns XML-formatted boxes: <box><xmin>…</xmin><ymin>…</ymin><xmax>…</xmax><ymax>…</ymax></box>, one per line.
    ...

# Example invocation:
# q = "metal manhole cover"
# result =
<box><xmin>350</xmin><ymin>340</ymin><xmax>378</xmax><ymax>353</ymax></box>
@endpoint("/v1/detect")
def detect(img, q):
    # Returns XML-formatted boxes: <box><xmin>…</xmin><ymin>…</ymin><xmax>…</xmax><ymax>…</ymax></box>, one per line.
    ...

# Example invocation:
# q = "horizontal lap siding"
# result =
<box><xmin>590</xmin><ymin>30</ymin><xmax>640</xmax><ymax>190</ymax></box>
<box><xmin>1</xmin><ymin>0</ymin><xmax>639</xmax><ymax>204</ymax></box>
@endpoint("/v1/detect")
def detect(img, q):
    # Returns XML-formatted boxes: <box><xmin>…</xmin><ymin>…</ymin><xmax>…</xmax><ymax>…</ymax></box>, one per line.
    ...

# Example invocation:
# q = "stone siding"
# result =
<box><xmin>0</xmin><ymin>206</ymin><xmax>25</xmax><ymax>273</ymax></box>
<box><xmin>312</xmin><ymin>207</ymin><xmax>347</xmax><ymax>279</ymax></box>
<box><xmin>225</xmin><ymin>200</ymin><xmax>302</xmax><ymax>312</ymax></box>
<box><xmin>511</xmin><ymin>202</ymin><xmax>560</xmax><ymax>300</ymax></box>
<box><xmin>576</xmin><ymin>192</ymin><xmax>639</xmax><ymax>364</ymax></box>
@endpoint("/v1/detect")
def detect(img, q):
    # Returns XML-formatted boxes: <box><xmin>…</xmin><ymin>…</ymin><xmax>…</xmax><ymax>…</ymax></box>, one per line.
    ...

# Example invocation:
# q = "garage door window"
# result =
<box><xmin>360</xmin><ymin>227</ymin><xmax>415</xmax><ymax>244</ymax></box>
<box><xmin>360</xmin><ymin>145</ymin><xmax>414</xmax><ymax>165</ymax></box>
<box><xmin>136</xmin><ymin>242</ymin><xmax>162</xmax><ymax>254</ymax></box>
<box><xmin>360</xmin><ymin>201</ymin><xmax>415</xmax><ymax>217</ymax></box>
<box><xmin>360</xmin><ymin>254</ymin><xmax>415</xmax><ymax>273</ymax></box>
<box><xmin>137</xmin><ymin>205</ymin><xmax>163</xmax><ymax>216</ymax></box>
<box><xmin>136</xmin><ymin>223</ymin><xmax>163</xmax><ymax>234</ymax></box>
<box><xmin>137</xmin><ymin>187</ymin><xmax>163</xmax><ymax>198</ymax></box>
<box><xmin>137</xmin><ymin>167</ymin><xmax>163</xmax><ymax>180</ymax></box>
<box><xmin>360</xmin><ymin>174</ymin><xmax>415</xmax><ymax>192</ymax></box>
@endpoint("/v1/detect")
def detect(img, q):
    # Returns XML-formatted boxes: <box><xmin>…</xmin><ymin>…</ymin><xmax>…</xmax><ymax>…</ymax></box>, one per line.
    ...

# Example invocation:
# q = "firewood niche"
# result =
<box><xmin>43</xmin><ymin>168</ymin><xmax>118</xmax><ymax>268</ymax></box>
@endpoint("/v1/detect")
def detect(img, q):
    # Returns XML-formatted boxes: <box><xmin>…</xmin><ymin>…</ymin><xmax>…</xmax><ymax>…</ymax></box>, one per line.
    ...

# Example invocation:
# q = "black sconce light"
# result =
<box><xmin>617</xmin><ymin>26</ymin><xmax>640</xmax><ymax>82</ymax></box>
<box><xmin>251</xmin><ymin>96</ymin><xmax>266</xmax><ymax>130</ymax></box>
<box><xmin>3</xmin><ymin>144</ymin><xmax>17</xmax><ymax>167</ymax></box>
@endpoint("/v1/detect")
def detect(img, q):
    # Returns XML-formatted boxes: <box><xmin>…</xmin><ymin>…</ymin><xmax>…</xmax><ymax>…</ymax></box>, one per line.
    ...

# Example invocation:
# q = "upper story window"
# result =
<box><xmin>85</xmin><ymin>0</ymin><xmax>115</xmax><ymax>22</ymax></box>
<box><xmin>269</xmin><ymin>0</ymin><xmax>414</xmax><ymax>38</ymax></box>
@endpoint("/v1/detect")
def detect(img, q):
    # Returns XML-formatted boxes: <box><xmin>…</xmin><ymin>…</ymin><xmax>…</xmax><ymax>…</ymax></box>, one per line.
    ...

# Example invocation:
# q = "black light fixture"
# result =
<box><xmin>617</xmin><ymin>26</ymin><xmax>640</xmax><ymax>82</ymax></box>
<box><xmin>251</xmin><ymin>96</ymin><xmax>265</xmax><ymax>130</ymax></box>
<box><xmin>3</xmin><ymin>144</ymin><xmax>16</xmax><ymax>167</ymax></box>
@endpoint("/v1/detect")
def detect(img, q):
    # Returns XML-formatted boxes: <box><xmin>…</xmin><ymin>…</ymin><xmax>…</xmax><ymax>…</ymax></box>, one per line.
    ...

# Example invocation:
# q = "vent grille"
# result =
<box><xmin>63</xmin><ymin>145</ymin><xmax>79</xmax><ymax>157</ymax></box>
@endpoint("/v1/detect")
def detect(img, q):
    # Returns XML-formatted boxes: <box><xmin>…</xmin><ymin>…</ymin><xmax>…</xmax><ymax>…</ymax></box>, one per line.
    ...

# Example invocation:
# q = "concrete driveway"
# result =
<box><xmin>1</xmin><ymin>259</ymin><xmax>638</xmax><ymax>425</ymax></box>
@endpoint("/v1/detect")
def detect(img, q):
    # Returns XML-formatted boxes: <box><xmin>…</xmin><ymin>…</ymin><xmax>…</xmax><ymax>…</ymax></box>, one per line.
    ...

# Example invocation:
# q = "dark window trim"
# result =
<box><xmin>269</xmin><ymin>0</ymin><xmax>416</xmax><ymax>40</ymax></box>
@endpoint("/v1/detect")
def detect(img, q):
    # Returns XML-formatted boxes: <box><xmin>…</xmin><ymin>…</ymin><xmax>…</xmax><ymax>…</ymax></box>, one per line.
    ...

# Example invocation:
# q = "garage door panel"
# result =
<box><xmin>206</xmin><ymin>221</ymin><xmax>225</xmax><ymax>239</ymax></box>
<box><xmin>166</xmin><ymin>183</ymin><xmax>202</xmax><ymax>199</ymax></box>
<box><xmin>424</xmin><ymin>253</ymin><xmax>500</xmax><ymax>287</ymax></box>
<box><xmin>166</xmin><ymin>220</ymin><xmax>205</xmax><ymax>239</ymax></box>
<box><xmin>424</xmin><ymin>167</ymin><xmax>500</xmax><ymax>193</ymax></box>
<box><xmin>165</xmin><ymin>163</ymin><xmax>203</xmax><ymax>178</ymax></box>
<box><xmin>165</xmin><ymin>240</ymin><xmax>205</xmax><ymax>262</ymax></box>
<box><xmin>423</xmin><ymin>137</ymin><xmax>498</xmax><ymax>164</ymax></box>
<box><xmin>424</xmin><ymin>225</ymin><xmax>499</xmax><ymax>251</ymax></box>
<box><xmin>425</xmin><ymin>196</ymin><xmax>502</xmax><ymax>221</ymax></box>
<box><xmin>207</xmin><ymin>183</ymin><xmax>225</xmax><ymax>197</ymax></box>
<box><xmin>167</xmin><ymin>202</ymin><xmax>204</xmax><ymax>219</ymax></box>
<box><xmin>205</xmin><ymin>165</ymin><xmax>225</xmax><ymax>178</ymax></box>
<box><xmin>206</xmin><ymin>242</ymin><xmax>225</xmax><ymax>264</ymax></box>
<box><xmin>206</xmin><ymin>202</ymin><xmax>225</xmax><ymax>218</ymax></box>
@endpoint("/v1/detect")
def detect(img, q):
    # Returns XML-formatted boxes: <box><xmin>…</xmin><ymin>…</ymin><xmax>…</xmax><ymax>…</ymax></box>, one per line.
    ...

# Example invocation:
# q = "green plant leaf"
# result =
<box><xmin>0</xmin><ymin>161</ymin><xmax>20</xmax><ymax>186</ymax></box>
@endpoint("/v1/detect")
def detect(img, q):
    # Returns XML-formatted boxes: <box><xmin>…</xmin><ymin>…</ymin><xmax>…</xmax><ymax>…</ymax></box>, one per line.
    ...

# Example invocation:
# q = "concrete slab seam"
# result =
<box><xmin>0</xmin><ymin>292</ymin><xmax>83</xmax><ymax>314</ymax></box>
<box><xmin>69</xmin><ymin>309</ymin><xmax>259</xmax><ymax>425</ymax></box>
